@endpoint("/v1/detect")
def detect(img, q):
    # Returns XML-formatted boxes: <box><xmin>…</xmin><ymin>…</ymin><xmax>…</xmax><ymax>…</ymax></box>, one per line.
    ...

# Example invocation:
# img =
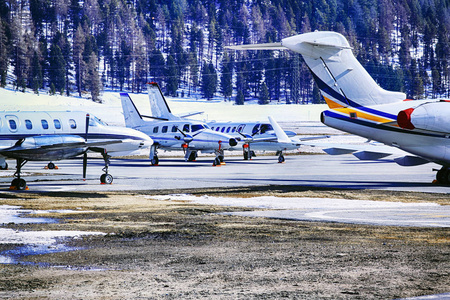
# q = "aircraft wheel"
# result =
<box><xmin>243</xmin><ymin>152</ymin><xmax>249</xmax><ymax>160</ymax></box>
<box><xmin>0</xmin><ymin>162</ymin><xmax>8</xmax><ymax>170</ymax></box>
<box><xmin>100</xmin><ymin>174</ymin><xmax>113</xmax><ymax>184</ymax></box>
<box><xmin>436</xmin><ymin>168</ymin><xmax>450</xmax><ymax>185</ymax></box>
<box><xmin>11</xmin><ymin>178</ymin><xmax>27</xmax><ymax>190</ymax></box>
<box><xmin>278</xmin><ymin>155</ymin><xmax>285</xmax><ymax>163</ymax></box>
<box><xmin>213</xmin><ymin>157</ymin><xmax>221</xmax><ymax>166</ymax></box>
<box><xmin>151</xmin><ymin>156</ymin><xmax>159</xmax><ymax>166</ymax></box>
<box><xmin>188</xmin><ymin>152</ymin><xmax>197</xmax><ymax>161</ymax></box>
<box><xmin>47</xmin><ymin>162</ymin><xmax>56</xmax><ymax>169</ymax></box>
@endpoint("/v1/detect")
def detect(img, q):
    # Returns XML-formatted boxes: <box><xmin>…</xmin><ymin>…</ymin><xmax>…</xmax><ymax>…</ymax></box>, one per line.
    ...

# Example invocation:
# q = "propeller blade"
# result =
<box><xmin>85</xmin><ymin>114</ymin><xmax>90</xmax><ymax>141</ymax></box>
<box><xmin>82</xmin><ymin>152</ymin><xmax>87</xmax><ymax>180</ymax></box>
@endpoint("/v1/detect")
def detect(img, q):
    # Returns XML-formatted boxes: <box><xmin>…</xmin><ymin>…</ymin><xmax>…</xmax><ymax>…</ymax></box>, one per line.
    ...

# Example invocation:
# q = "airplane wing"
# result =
<box><xmin>301</xmin><ymin>140</ymin><xmax>430</xmax><ymax>166</ymax></box>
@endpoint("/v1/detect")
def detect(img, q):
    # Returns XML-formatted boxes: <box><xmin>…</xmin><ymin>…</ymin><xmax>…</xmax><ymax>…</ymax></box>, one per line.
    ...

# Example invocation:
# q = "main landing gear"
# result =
<box><xmin>276</xmin><ymin>150</ymin><xmax>285</xmax><ymax>163</ymax></box>
<box><xmin>436</xmin><ymin>166</ymin><xmax>450</xmax><ymax>185</ymax></box>
<box><xmin>243</xmin><ymin>144</ymin><xmax>256</xmax><ymax>160</ymax></box>
<box><xmin>100</xmin><ymin>151</ymin><xmax>113</xmax><ymax>184</ymax></box>
<box><xmin>10</xmin><ymin>158</ymin><xmax>28</xmax><ymax>190</ymax></box>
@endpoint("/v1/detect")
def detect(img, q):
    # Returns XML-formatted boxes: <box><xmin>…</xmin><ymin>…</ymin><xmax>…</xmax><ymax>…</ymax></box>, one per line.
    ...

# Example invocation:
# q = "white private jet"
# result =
<box><xmin>120</xmin><ymin>84</ymin><xmax>238</xmax><ymax>166</ymax></box>
<box><xmin>228</xmin><ymin>31</ymin><xmax>450</xmax><ymax>184</ymax></box>
<box><xmin>0</xmin><ymin>111</ymin><xmax>153</xmax><ymax>189</ymax></box>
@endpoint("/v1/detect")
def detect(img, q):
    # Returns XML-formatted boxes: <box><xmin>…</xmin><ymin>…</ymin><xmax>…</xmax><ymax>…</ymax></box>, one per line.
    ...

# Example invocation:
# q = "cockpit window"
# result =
<box><xmin>89</xmin><ymin>116</ymin><xmax>106</xmax><ymax>127</ymax></box>
<box><xmin>260</xmin><ymin>124</ymin><xmax>273</xmax><ymax>134</ymax></box>
<box><xmin>182</xmin><ymin>124</ymin><xmax>190</xmax><ymax>132</ymax></box>
<box><xmin>191</xmin><ymin>124</ymin><xmax>205</xmax><ymax>132</ymax></box>
<box><xmin>252</xmin><ymin>124</ymin><xmax>260</xmax><ymax>135</ymax></box>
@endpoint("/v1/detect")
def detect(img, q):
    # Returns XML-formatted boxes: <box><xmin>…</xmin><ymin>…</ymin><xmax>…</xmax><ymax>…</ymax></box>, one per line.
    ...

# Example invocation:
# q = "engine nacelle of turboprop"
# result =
<box><xmin>6</xmin><ymin>135</ymin><xmax>86</xmax><ymax>161</ymax></box>
<box><xmin>397</xmin><ymin>101</ymin><xmax>450</xmax><ymax>133</ymax></box>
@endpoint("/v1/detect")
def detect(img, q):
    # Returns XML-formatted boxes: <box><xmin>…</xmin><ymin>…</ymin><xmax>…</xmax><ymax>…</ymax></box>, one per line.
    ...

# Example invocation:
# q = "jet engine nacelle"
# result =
<box><xmin>397</xmin><ymin>101</ymin><xmax>450</xmax><ymax>133</ymax></box>
<box><xmin>6</xmin><ymin>135</ymin><xmax>87</xmax><ymax>161</ymax></box>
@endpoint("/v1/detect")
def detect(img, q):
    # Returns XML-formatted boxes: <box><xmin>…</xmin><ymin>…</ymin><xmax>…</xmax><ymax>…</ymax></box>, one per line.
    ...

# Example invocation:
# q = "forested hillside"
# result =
<box><xmin>0</xmin><ymin>0</ymin><xmax>449</xmax><ymax>104</ymax></box>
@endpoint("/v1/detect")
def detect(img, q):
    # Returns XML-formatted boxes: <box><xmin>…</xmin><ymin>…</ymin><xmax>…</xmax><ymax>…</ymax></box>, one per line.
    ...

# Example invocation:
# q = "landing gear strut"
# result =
<box><xmin>436</xmin><ymin>167</ymin><xmax>450</xmax><ymax>185</ymax></box>
<box><xmin>276</xmin><ymin>150</ymin><xmax>285</xmax><ymax>163</ymax></box>
<box><xmin>10</xmin><ymin>158</ymin><xmax>28</xmax><ymax>190</ymax></box>
<box><xmin>150</xmin><ymin>145</ymin><xmax>159</xmax><ymax>166</ymax></box>
<box><xmin>100</xmin><ymin>151</ymin><xmax>113</xmax><ymax>184</ymax></box>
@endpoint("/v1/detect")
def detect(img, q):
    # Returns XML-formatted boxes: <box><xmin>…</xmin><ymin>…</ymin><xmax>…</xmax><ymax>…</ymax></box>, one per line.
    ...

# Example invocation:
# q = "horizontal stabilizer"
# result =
<box><xmin>353</xmin><ymin>151</ymin><xmax>392</xmax><ymax>160</ymax></box>
<box><xmin>226</xmin><ymin>42</ymin><xmax>285</xmax><ymax>50</ymax></box>
<box><xmin>322</xmin><ymin>147</ymin><xmax>356</xmax><ymax>155</ymax></box>
<box><xmin>179</xmin><ymin>111</ymin><xmax>204</xmax><ymax>118</ymax></box>
<box><xmin>394</xmin><ymin>156</ymin><xmax>430</xmax><ymax>166</ymax></box>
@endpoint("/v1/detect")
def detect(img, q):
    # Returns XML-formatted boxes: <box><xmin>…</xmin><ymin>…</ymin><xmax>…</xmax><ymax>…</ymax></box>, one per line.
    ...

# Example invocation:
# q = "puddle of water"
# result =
<box><xmin>0</xmin><ymin>205</ymin><xmax>104</xmax><ymax>265</ymax></box>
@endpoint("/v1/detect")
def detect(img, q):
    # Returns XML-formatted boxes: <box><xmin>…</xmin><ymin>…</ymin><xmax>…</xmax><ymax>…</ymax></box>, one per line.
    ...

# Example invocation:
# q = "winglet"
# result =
<box><xmin>268</xmin><ymin>116</ymin><xmax>291</xmax><ymax>143</ymax></box>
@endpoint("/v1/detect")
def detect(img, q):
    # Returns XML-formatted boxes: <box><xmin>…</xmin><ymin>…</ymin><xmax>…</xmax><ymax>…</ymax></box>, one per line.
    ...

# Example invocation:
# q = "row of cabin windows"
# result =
<box><xmin>8</xmin><ymin>119</ymin><xmax>77</xmax><ymax>131</ymax></box>
<box><xmin>210</xmin><ymin>126</ymin><xmax>238</xmax><ymax>134</ymax></box>
<box><xmin>209</xmin><ymin>124</ymin><xmax>273</xmax><ymax>135</ymax></box>
<box><xmin>152</xmin><ymin>124</ymin><xmax>207</xmax><ymax>134</ymax></box>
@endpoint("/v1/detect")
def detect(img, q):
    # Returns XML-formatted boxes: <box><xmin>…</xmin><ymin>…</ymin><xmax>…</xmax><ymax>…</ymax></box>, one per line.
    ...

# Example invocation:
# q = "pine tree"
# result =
<box><xmin>48</xmin><ymin>43</ymin><xmax>66</xmax><ymax>95</ymax></box>
<box><xmin>201</xmin><ymin>62</ymin><xmax>217</xmax><ymax>100</ymax></box>
<box><xmin>258</xmin><ymin>82</ymin><xmax>269</xmax><ymax>105</ymax></box>
<box><xmin>86</xmin><ymin>52</ymin><xmax>101</xmax><ymax>102</ymax></box>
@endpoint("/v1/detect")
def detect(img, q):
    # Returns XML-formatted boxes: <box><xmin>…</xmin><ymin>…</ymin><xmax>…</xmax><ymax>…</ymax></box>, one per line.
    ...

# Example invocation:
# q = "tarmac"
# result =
<box><xmin>0</xmin><ymin>154</ymin><xmax>449</xmax><ymax>228</ymax></box>
<box><xmin>1</xmin><ymin>153</ymin><xmax>447</xmax><ymax>193</ymax></box>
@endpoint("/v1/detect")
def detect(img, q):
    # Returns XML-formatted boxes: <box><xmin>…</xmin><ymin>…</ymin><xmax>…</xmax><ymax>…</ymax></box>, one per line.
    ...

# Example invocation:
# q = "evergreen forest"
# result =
<box><xmin>0</xmin><ymin>0</ymin><xmax>449</xmax><ymax>104</ymax></box>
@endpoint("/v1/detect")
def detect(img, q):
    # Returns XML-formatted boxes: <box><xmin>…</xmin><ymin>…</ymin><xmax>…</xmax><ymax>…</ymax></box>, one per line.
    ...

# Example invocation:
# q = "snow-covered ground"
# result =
<box><xmin>0</xmin><ymin>87</ymin><xmax>327</xmax><ymax>127</ymax></box>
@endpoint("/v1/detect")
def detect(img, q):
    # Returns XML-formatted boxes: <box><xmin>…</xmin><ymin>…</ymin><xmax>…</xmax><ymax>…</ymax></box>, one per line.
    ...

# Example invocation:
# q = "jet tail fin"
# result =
<box><xmin>147</xmin><ymin>82</ymin><xmax>179</xmax><ymax>120</ymax></box>
<box><xmin>120</xmin><ymin>93</ymin><xmax>145</xmax><ymax>128</ymax></box>
<box><xmin>228</xmin><ymin>31</ymin><xmax>406</xmax><ymax>108</ymax></box>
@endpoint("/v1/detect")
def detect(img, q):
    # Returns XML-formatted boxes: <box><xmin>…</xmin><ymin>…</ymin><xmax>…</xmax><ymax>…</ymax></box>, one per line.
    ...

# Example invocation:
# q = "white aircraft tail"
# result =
<box><xmin>147</xmin><ymin>82</ymin><xmax>178</xmax><ymax>120</ymax></box>
<box><xmin>120</xmin><ymin>93</ymin><xmax>146</xmax><ymax>128</ymax></box>
<box><xmin>228</xmin><ymin>31</ymin><xmax>406</xmax><ymax>108</ymax></box>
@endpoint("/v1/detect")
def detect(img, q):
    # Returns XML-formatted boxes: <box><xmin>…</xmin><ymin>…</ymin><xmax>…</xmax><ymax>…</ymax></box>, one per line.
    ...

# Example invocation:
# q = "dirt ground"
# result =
<box><xmin>0</xmin><ymin>186</ymin><xmax>449</xmax><ymax>299</ymax></box>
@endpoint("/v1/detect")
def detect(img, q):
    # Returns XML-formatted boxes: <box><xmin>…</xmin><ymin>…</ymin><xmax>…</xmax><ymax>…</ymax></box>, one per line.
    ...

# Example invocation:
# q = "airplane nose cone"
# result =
<box><xmin>229</xmin><ymin>138</ymin><xmax>238</xmax><ymax>147</ymax></box>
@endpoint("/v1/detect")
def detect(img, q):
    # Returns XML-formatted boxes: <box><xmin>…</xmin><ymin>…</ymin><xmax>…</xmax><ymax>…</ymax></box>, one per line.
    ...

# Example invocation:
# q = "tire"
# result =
<box><xmin>151</xmin><ymin>156</ymin><xmax>159</xmax><ymax>165</ymax></box>
<box><xmin>0</xmin><ymin>162</ymin><xmax>8</xmax><ymax>170</ymax></box>
<box><xmin>100</xmin><ymin>174</ymin><xmax>113</xmax><ymax>184</ymax></box>
<box><xmin>243</xmin><ymin>151</ymin><xmax>248</xmax><ymax>160</ymax></box>
<box><xmin>17</xmin><ymin>179</ymin><xmax>27</xmax><ymax>190</ymax></box>
<box><xmin>47</xmin><ymin>162</ymin><xmax>55</xmax><ymax>169</ymax></box>
<box><xmin>278</xmin><ymin>155</ymin><xmax>285</xmax><ymax>163</ymax></box>
<box><xmin>436</xmin><ymin>168</ymin><xmax>450</xmax><ymax>184</ymax></box>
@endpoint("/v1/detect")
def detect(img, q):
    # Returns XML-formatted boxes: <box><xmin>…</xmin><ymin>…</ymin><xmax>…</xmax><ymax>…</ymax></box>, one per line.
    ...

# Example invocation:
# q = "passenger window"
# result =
<box><xmin>221</xmin><ymin>127</ymin><xmax>225</xmax><ymax>133</ymax></box>
<box><xmin>8</xmin><ymin>120</ymin><xmax>17</xmax><ymax>130</ymax></box>
<box><xmin>41</xmin><ymin>119</ymin><xmax>49</xmax><ymax>130</ymax></box>
<box><xmin>211</xmin><ymin>127</ymin><xmax>214</xmax><ymax>130</ymax></box>
<box><xmin>54</xmin><ymin>119</ymin><xmax>61</xmax><ymax>129</ymax></box>
<box><xmin>215</xmin><ymin>127</ymin><xmax>220</xmax><ymax>131</ymax></box>
<box><xmin>232</xmin><ymin>127</ymin><xmax>236</xmax><ymax>133</ymax></box>
<box><xmin>183</xmin><ymin>124</ymin><xmax>190</xmax><ymax>132</ymax></box>
<box><xmin>25</xmin><ymin>120</ymin><xmax>32</xmax><ymax>130</ymax></box>
<box><xmin>153</xmin><ymin>127</ymin><xmax>159</xmax><ymax>133</ymax></box>
<box><xmin>226</xmin><ymin>127</ymin><xmax>231</xmax><ymax>133</ymax></box>
<box><xmin>69</xmin><ymin>119</ymin><xmax>77</xmax><ymax>129</ymax></box>
<box><xmin>171</xmin><ymin>125</ymin><xmax>178</xmax><ymax>133</ymax></box>
<box><xmin>162</xmin><ymin>126</ymin><xmax>168</xmax><ymax>133</ymax></box>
